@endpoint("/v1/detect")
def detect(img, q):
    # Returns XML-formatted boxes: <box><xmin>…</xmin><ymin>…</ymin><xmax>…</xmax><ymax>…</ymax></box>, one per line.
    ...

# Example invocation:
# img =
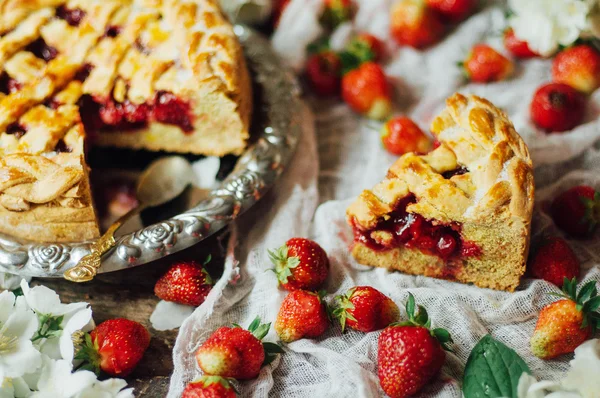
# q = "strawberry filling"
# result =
<box><xmin>442</xmin><ymin>166</ymin><xmax>468</xmax><ymax>179</ymax></box>
<box><xmin>56</xmin><ymin>6</ymin><xmax>86</xmax><ymax>26</ymax></box>
<box><xmin>6</xmin><ymin>123</ymin><xmax>27</xmax><ymax>139</ymax></box>
<box><xmin>25</xmin><ymin>38</ymin><xmax>58</xmax><ymax>62</ymax></box>
<box><xmin>0</xmin><ymin>74</ymin><xmax>21</xmax><ymax>94</ymax></box>
<box><xmin>78</xmin><ymin>91</ymin><xmax>195</xmax><ymax>134</ymax></box>
<box><xmin>352</xmin><ymin>195</ymin><xmax>480</xmax><ymax>259</ymax></box>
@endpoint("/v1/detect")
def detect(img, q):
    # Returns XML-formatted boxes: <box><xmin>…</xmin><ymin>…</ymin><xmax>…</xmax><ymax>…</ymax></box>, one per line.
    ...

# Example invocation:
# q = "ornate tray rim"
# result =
<box><xmin>0</xmin><ymin>25</ymin><xmax>302</xmax><ymax>279</ymax></box>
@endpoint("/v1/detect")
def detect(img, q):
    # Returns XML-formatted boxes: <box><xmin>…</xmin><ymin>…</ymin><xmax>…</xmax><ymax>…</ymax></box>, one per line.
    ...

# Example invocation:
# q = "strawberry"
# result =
<box><xmin>333</xmin><ymin>286</ymin><xmax>400</xmax><ymax>332</ymax></box>
<box><xmin>275</xmin><ymin>290</ymin><xmax>330</xmax><ymax>343</ymax></box>
<box><xmin>530</xmin><ymin>83</ymin><xmax>586</xmax><ymax>132</ymax></box>
<box><xmin>321</xmin><ymin>0</ymin><xmax>354</xmax><ymax>29</ymax></box>
<box><xmin>195</xmin><ymin>317</ymin><xmax>283</xmax><ymax>380</ymax></box>
<box><xmin>503</xmin><ymin>28</ymin><xmax>539</xmax><ymax>59</ymax></box>
<box><xmin>461</xmin><ymin>44</ymin><xmax>513</xmax><ymax>83</ymax></box>
<box><xmin>341</xmin><ymin>62</ymin><xmax>392</xmax><ymax>120</ymax></box>
<box><xmin>154</xmin><ymin>256</ymin><xmax>213</xmax><ymax>306</ymax></box>
<box><xmin>381</xmin><ymin>116</ymin><xmax>431</xmax><ymax>155</ymax></box>
<box><xmin>530</xmin><ymin>278</ymin><xmax>600</xmax><ymax>359</ymax></box>
<box><xmin>550</xmin><ymin>185</ymin><xmax>600</xmax><ymax>238</ymax></box>
<box><xmin>76</xmin><ymin>318</ymin><xmax>150</xmax><ymax>377</ymax></box>
<box><xmin>182</xmin><ymin>376</ymin><xmax>237</xmax><ymax>398</ymax></box>
<box><xmin>272</xmin><ymin>0</ymin><xmax>291</xmax><ymax>27</ymax></box>
<box><xmin>378</xmin><ymin>294</ymin><xmax>452</xmax><ymax>398</ymax></box>
<box><xmin>552</xmin><ymin>45</ymin><xmax>600</xmax><ymax>95</ymax></box>
<box><xmin>425</xmin><ymin>0</ymin><xmax>476</xmax><ymax>22</ymax></box>
<box><xmin>346</xmin><ymin>33</ymin><xmax>385</xmax><ymax>63</ymax></box>
<box><xmin>305</xmin><ymin>51</ymin><xmax>342</xmax><ymax>97</ymax></box>
<box><xmin>269</xmin><ymin>238</ymin><xmax>329</xmax><ymax>291</ymax></box>
<box><xmin>529</xmin><ymin>237</ymin><xmax>580</xmax><ymax>286</ymax></box>
<box><xmin>390</xmin><ymin>0</ymin><xmax>445</xmax><ymax>49</ymax></box>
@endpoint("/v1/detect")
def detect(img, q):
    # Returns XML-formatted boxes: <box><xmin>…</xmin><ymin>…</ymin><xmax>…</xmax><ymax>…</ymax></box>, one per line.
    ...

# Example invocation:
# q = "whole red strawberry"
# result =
<box><xmin>275</xmin><ymin>290</ymin><xmax>330</xmax><ymax>343</ymax></box>
<box><xmin>552</xmin><ymin>45</ymin><xmax>600</xmax><ymax>95</ymax></box>
<box><xmin>322</xmin><ymin>0</ymin><xmax>354</xmax><ymax>29</ymax></box>
<box><xmin>426</xmin><ymin>0</ymin><xmax>475</xmax><ymax>22</ymax></box>
<box><xmin>390</xmin><ymin>0</ymin><xmax>445</xmax><ymax>49</ymax></box>
<box><xmin>462</xmin><ymin>44</ymin><xmax>513</xmax><ymax>83</ymax></box>
<box><xmin>341</xmin><ymin>62</ymin><xmax>392</xmax><ymax>120</ymax></box>
<box><xmin>530</xmin><ymin>83</ymin><xmax>586</xmax><ymax>132</ymax></box>
<box><xmin>531</xmin><ymin>278</ymin><xmax>600</xmax><ymax>359</ymax></box>
<box><xmin>269</xmin><ymin>238</ymin><xmax>329</xmax><ymax>291</ymax></box>
<box><xmin>306</xmin><ymin>51</ymin><xmax>342</xmax><ymax>97</ymax></box>
<box><xmin>347</xmin><ymin>33</ymin><xmax>385</xmax><ymax>63</ymax></box>
<box><xmin>550</xmin><ymin>185</ymin><xmax>600</xmax><ymax>238</ymax></box>
<box><xmin>182</xmin><ymin>376</ymin><xmax>237</xmax><ymax>398</ymax></box>
<box><xmin>154</xmin><ymin>256</ymin><xmax>213</xmax><ymax>306</ymax></box>
<box><xmin>529</xmin><ymin>237</ymin><xmax>580</xmax><ymax>286</ymax></box>
<box><xmin>381</xmin><ymin>116</ymin><xmax>431</xmax><ymax>155</ymax></box>
<box><xmin>195</xmin><ymin>317</ymin><xmax>282</xmax><ymax>380</ymax></box>
<box><xmin>378</xmin><ymin>294</ymin><xmax>452</xmax><ymax>398</ymax></box>
<box><xmin>77</xmin><ymin>318</ymin><xmax>150</xmax><ymax>377</ymax></box>
<box><xmin>503</xmin><ymin>28</ymin><xmax>539</xmax><ymax>58</ymax></box>
<box><xmin>333</xmin><ymin>286</ymin><xmax>400</xmax><ymax>332</ymax></box>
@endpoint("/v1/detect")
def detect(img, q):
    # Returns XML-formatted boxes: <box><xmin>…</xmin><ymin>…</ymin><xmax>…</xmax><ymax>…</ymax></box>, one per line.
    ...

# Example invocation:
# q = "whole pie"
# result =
<box><xmin>347</xmin><ymin>94</ymin><xmax>534</xmax><ymax>291</ymax></box>
<box><xmin>0</xmin><ymin>0</ymin><xmax>252</xmax><ymax>242</ymax></box>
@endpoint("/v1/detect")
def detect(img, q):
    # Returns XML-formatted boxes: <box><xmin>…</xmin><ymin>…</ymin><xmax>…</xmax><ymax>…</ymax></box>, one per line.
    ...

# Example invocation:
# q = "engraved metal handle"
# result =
<box><xmin>63</xmin><ymin>205</ymin><xmax>146</xmax><ymax>282</ymax></box>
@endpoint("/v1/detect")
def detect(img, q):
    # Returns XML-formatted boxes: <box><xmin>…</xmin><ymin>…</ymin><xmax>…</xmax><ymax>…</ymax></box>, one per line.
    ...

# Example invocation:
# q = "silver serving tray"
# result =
<box><xmin>0</xmin><ymin>26</ymin><xmax>301</xmax><ymax>278</ymax></box>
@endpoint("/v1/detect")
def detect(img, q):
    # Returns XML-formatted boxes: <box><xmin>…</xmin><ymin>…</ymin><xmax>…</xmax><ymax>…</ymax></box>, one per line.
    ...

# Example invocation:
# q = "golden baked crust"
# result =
<box><xmin>0</xmin><ymin>0</ymin><xmax>252</xmax><ymax>242</ymax></box>
<box><xmin>347</xmin><ymin>93</ymin><xmax>535</xmax><ymax>291</ymax></box>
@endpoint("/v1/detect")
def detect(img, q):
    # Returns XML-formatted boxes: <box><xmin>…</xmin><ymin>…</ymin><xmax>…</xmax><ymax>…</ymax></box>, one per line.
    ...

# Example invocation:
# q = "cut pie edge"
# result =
<box><xmin>347</xmin><ymin>93</ymin><xmax>535</xmax><ymax>292</ymax></box>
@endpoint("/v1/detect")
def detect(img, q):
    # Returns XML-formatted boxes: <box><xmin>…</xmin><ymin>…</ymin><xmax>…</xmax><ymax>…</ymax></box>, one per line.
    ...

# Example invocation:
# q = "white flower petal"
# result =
<box><xmin>12</xmin><ymin>377</ymin><xmax>33</xmax><ymax>398</ymax></box>
<box><xmin>2</xmin><ymin>306</ymin><xmax>39</xmax><ymax>342</ymax></box>
<box><xmin>150</xmin><ymin>300</ymin><xmax>195</xmax><ymax>331</ymax></box>
<box><xmin>75</xmin><ymin>379</ymin><xmax>134</xmax><ymax>398</ymax></box>
<box><xmin>0</xmin><ymin>379</ymin><xmax>15</xmax><ymax>398</ymax></box>
<box><xmin>33</xmin><ymin>358</ymin><xmax>96</xmax><ymax>398</ymax></box>
<box><xmin>0</xmin><ymin>339</ymin><xmax>42</xmax><ymax>378</ymax></box>
<box><xmin>21</xmin><ymin>282</ymin><xmax>87</xmax><ymax>316</ymax></box>
<box><xmin>0</xmin><ymin>273</ymin><xmax>29</xmax><ymax>292</ymax></box>
<box><xmin>561</xmin><ymin>339</ymin><xmax>600</xmax><ymax>398</ymax></box>
<box><xmin>0</xmin><ymin>291</ymin><xmax>15</xmax><ymax>324</ymax></box>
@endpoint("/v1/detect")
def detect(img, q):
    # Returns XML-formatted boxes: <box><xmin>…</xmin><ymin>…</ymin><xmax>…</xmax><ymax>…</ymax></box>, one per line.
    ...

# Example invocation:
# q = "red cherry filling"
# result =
<box><xmin>104</xmin><ymin>26</ymin><xmax>121</xmax><ymax>38</ymax></box>
<box><xmin>352</xmin><ymin>195</ymin><xmax>480</xmax><ymax>260</ymax></box>
<box><xmin>0</xmin><ymin>74</ymin><xmax>21</xmax><ymax>94</ymax></box>
<box><xmin>54</xmin><ymin>139</ymin><xmax>72</xmax><ymax>153</ymax></box>
<box><xmin>6</xmin><ymin>123</ymin><xmax>27</xmax><ymax>139</ymax></box>
<box><xmin>25</xmin><ymin>38</ymin><xmax>58</xmax><ymax>62</ymax></box>
<box><xmin>442</xmin><ymin>166</ymin><xmax>468</xmax><ymax>179</ymax></box>
<box><xmin>152</xmin><ymin>91</ymin><xmax>194</xmax><ymax>132</ymax></box>
<box><xmin>56</xmin><ymin>6</ymin><xmax>86</xmax><ymax>26</ymax></box>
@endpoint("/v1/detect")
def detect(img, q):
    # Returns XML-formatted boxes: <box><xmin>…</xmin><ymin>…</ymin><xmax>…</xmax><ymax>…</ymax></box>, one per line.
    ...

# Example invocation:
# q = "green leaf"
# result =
<box><xmin>11</xmin><ymin>287</ymin><xmax>23</xmax><ymax>296</ymax></box>
<box><xmin>432</xmin><ymin>328</ymin><xmax>451</xmax><ymax>344</ymax></box>
<box><xmin>406</xmin><ymin>293</ymin><xmax>416</xmax><ymax>320</ymax></box>
<box><xmin>339</xmin><ymin>51</ymin><xmax>362</xmax><ymax>75</ymax></box>
<box><xmin>247</xmin><ymin>317</ymin><xmax>261</xmax><ymax>333</ymax></box>
<box><xmin>252</xmin><ymin>322</ymin><xmax>271</xmax><ymax>341</ymax></box>
<box><xmin>203</xmin><ymin>254</ymin><xmax>212</xmax><ymax>265</ymax></box>
<box><xmin>583</xmin><ymin>296</ymin><xmax>600</xmax><ymax>313</ymax></box>
<box><xmin>263</xmin><ymin>342</ymin><xmax>285</xmax><ymax>354</ymax></box>
<box><xmin>463</xmin><ymin>335</ymin><xmax>531</xmax><ymax>398</ymax></box>
<box><xmin>414</xmin><ymin>305</ymin><xmax>429</xmax><ymax>326</ymax></box>
<box><xmin>578</xmin><ymin>282</ymin><xmax>598</xmax><ymax>304</ymax></box>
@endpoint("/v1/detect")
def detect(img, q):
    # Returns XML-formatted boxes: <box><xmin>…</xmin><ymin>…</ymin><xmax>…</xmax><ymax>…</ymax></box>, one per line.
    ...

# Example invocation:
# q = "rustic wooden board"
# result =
<box><xmin>36</xmin><ymin>233</ymin><xmax>227</xmax><ymax>398</ymax></box>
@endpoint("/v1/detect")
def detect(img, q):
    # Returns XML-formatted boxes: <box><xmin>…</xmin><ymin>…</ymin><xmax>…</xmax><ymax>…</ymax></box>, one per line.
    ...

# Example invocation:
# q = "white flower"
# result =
<box><xmin>517</xmin><ymin>373</ymin><xmax>580</xmax><ymax>398</ymax></box>
<box><xmin>75</xmin><ymin>379</ymin><xmax>134</xmax><ymax>398</ymax></box>
<box><xmin>149</xmin><ymin>300</ymin><xmax>195</xmax><ymax>331</ymax></box>
<box><xmin>20</xmin><ymin>281</ymin><xmax>88</xmax><ymax>317</ymax></box>
<box><xmin>30</xmin><ymin>357</ymin><xmax>96</xmax><ymax>398</ymax></box>
<box><xmin>0</xmin><ymin>291</ymin><xmax>42</xmax><ymax>380</ymax></box>
<box><xmin>508</xmin><ymin>0</ymin><xmax>593</xmax><ymax>56</ymax></box>
<box><xmin>36</xmin><ymin>308</ymin><xmax>93</xmax><ymax>362</ymax></box>
<box><xmin>0</xmin><ymin>274</ymin><xmax>30</xmax><ymax>292</ymax></box>
<box><xmin>561</xmin><ymin>339</ymin><xmax>600</xmax><ymax>398</ymax></box>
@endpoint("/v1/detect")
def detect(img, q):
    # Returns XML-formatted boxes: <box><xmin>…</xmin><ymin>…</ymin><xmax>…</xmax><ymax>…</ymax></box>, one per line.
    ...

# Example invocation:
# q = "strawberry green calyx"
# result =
<box><xmin>197</xmin><ymin>375</ymin><xmax>234</xmax><ymax>390</ymax></box>
<box><xmin>332</xmin><ymin>288</ymin><xmax>358</xmax><ymax>333</ymax></box>
<box><xmin>242</xmin><ymin>317</ymin><xmax>284</xmax><ymax>366</ymax></box>
<box><xmin>549</xmin><ymin>278</ymin><xmax>600</xmax><ymax>333</ymax></box>
<box><xmin>581</xmin><ymin>191</ymin><xmax>600</xmax><ymax>234</ymax></box>
<box><xmin>268</xmin><ymin>245</ymin><xmax>300</xmax><ymax>285</ymax></box>
<box><xmin>74</xmin><ymin>333</ymin><xmax>102</xmax><ymax>375</ymax></box>
<box><xmin>320</xmin><ymin>0</ymin><xmax>354</xmax><ymax>29</ymax></box>
<box><xmin>393</xmin><ymin>293</ymin><xmax>453</xmax><ymax>351</ymax></box>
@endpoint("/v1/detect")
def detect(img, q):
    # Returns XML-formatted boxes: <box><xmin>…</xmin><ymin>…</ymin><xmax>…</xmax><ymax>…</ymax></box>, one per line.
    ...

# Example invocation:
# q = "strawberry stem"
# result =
<box><xmin>268</xmin><ymin>245</ymin><xmax>300</xmax><ymax>285</ymax></box>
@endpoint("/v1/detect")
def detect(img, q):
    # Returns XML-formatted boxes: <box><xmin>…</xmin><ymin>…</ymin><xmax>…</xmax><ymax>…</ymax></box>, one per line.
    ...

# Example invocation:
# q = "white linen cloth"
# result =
<box><xmin>169</xmin><ymin>2</ymin><xmax>600</xmax><ymax>397</ymax></box>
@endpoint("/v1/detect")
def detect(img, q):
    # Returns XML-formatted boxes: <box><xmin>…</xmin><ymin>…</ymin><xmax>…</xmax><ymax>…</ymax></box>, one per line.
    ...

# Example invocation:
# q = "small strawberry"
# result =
<box><xmin>269</xmin><ymin>238</ymin><xmax>329</xmax><ymax>291</ymax></box>
<box><xmin>530</xmin><ymin>83</ymin><xmax>586</xmax><ymax>132</ymax></box>
<box><xmin>529</xmin><ymin>237</ymin><xmax>580</xmax><ymax>286</ymax></box>
<box><xmin>272</xmin><ymin>0</ymin><xmax>291</xmax><ymax>27</ymax></box>
<box><xmin>390</xmin><ymin>0</ymin><xmax>445</xmax><ymax>49</ymax></box>
<box><xmin>378</xmin><ymin>294</ymin><xmax>452</xmax><ymax>398</ymax></box>
<box><xmin>306</xmin><ymin>51</ymin><xmax>342</xmax><ymax>97</ymax></box>
<box><xmin>425</xmin><ymin>0</ymin><xmax>476</xmax><ymax>22</ymax></box>
<box><xmin>76</xmin><ymin>318</ymin><xmax>150</xmax><ymax>377</ymax></box>
<box><xmin>333</xmin><ymin>286</ymin><xmax>400</xmax><ymax>332</ymax></box>
<box><xmin>381</xmin><ymin>116</ymin><xmax>432</xmax><ymax>155</ymax></box>
<box><xmin>550</xmin><ymin>185</ymin><xmax>600</xmax><ymax>238</ymax></box>
<box><xmin>461</xmin><ymin>44</ymin><xmax>513</xmax><ymax>83</ymax></box>
<box><xmin>195</xmin><ymin>317</ymin><xmax>283</xmax><ymax>380</ymax></box>
<box><xmin>322</xmin><ymin>0</ymin><xmax>354</xmax><ymax>29</ymax></box>
<box><xmin>154</xmin><ymin>256</ymin><xmax>213</xmax><ymax>306</ymax></box>
<box><xmin>182</xmin><ymin>376</ymin><xmax>237</xmax><ymax>398</ymax></box>
<box><xmin>346</xmin><ymin>33</ymin><xmax>385</xmax><ymax>63</ymax></box>
<box><xmin>552</xmin><ymin>45</ymin><xmax>600</xmax><ymax>95</ymax></box>
<box><xmin>275</xmin><ymin>290</ymin><xmax>329</xmax><ymax>343</ymax></box>
<box><xmin>503</xmin><ymin>28</ymin><xmax>539</xmax><ymax>59</ymax></box>
<box><xmin>530</xmin><ymin>278</ymin><xmax>600</xmax><ymax>359</ymax></box>
<box><xmin>341</xmin><ymin>62</ymin><xmax>392</xmax><ymax>120</ymax></box>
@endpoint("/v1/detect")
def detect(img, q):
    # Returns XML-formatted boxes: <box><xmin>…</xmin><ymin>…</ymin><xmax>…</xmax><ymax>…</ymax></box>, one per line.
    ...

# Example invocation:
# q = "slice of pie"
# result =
<box><xmin>0</xmin><ymin>0</ymin><xmax>251</xmax><ymax>242</ymax></box>
<box><xmin>347</xmin><ymin>94</ymin><xmax>534</xmax><ymax>291</ymax></box>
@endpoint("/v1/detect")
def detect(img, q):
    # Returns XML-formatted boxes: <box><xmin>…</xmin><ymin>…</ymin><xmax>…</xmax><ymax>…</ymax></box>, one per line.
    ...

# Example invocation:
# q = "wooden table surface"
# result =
<box><xmin>36</xmin><ymin>233</ymin><xmax>227</xmax><ymax>398</ymax></box>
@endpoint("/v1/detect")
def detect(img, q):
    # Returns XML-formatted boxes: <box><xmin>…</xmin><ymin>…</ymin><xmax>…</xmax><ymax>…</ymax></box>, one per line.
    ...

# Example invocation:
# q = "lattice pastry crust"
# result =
<box><xmin>347</xmin><ymin>94</ymin><xmax>534</xmax><ymax>291</ymax></box>
<box><xmin>0</xmin><ymin>0</ymin><xmax>252</xmax><ymax>242</ymax></box>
